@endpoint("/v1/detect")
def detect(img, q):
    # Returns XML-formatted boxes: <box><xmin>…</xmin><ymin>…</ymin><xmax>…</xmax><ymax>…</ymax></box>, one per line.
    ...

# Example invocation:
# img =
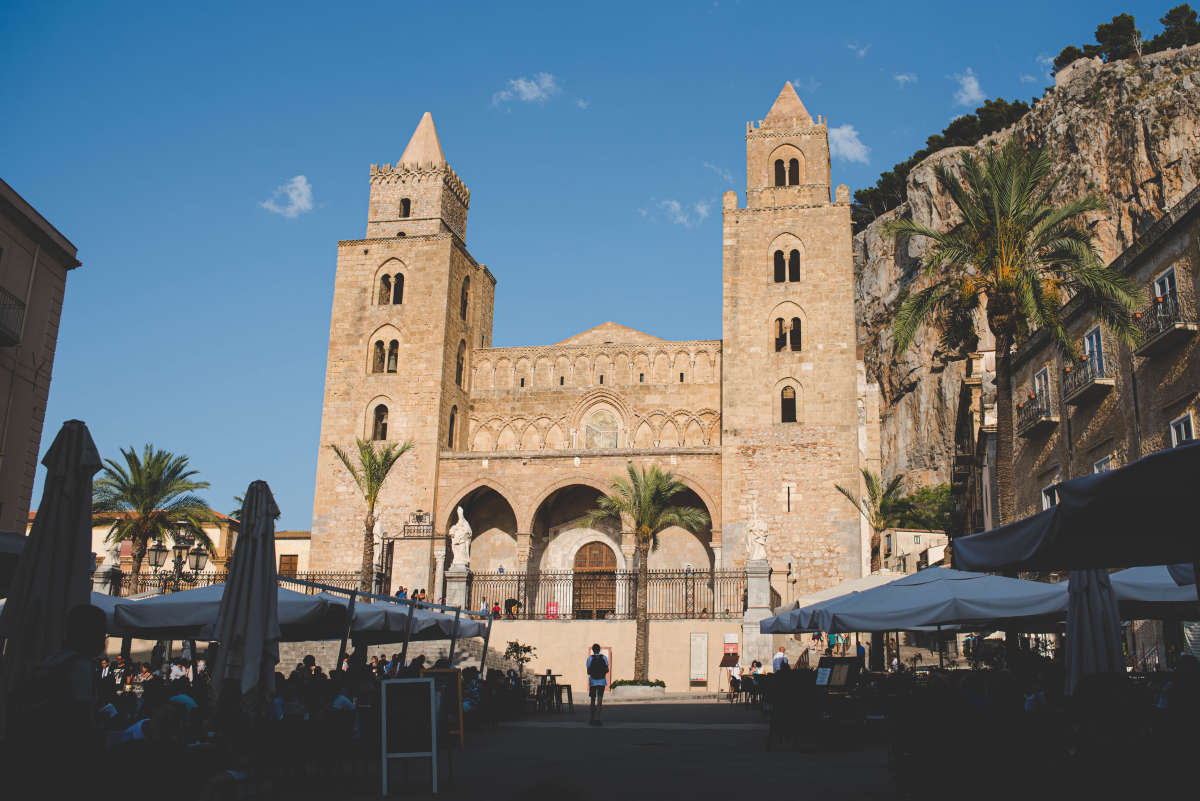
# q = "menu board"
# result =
<box><xmin>690</xmin><ymin>632</ymin><xmax>708</xmax><ymax>682</ymax></box>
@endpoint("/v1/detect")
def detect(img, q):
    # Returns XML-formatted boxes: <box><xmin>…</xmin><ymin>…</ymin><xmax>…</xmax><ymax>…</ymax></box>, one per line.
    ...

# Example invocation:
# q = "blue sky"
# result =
<box><xmin>1</xmin><ymin>0</ymin><xmax>1177</xmax><ymax>528</ymax></box>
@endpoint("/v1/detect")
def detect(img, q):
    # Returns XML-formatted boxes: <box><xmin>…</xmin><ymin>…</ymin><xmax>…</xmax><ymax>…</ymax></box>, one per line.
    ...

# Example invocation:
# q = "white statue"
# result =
<box><xmin>746</xmin><ymin>499</ymin><xmax>768</xmax><ymax>562</ymax></box>
<box><xmin>450</xmin><ymin>506</ymin><xmax>472</xmax><ymax>567</ymax></box>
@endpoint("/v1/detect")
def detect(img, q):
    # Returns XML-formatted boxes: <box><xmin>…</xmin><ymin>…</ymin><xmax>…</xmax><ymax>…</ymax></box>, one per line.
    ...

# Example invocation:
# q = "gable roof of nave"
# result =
<box><xmin>553</xmin><ymin>321</ymin><xmax>665</xmax><ymax>347</ymax></box>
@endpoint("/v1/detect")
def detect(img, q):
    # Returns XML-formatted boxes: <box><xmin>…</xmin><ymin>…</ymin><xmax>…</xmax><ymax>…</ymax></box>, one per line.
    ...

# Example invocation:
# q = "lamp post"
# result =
<box><xmin>145</xmin><ymin>525</ymin><xmax>209</xmax><ymax>593</ymax></box>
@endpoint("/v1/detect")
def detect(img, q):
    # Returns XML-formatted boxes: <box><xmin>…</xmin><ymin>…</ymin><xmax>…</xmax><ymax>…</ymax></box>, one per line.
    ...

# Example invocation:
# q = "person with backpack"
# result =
<box><xmin>586</xmin><ymin>643</ymin><xmax>609</xmax><ymax>726</ymax></box>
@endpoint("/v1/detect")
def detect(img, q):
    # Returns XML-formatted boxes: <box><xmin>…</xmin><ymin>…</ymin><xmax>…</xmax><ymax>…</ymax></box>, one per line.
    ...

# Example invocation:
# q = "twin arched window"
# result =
<box><xmin>773</xmin><ymin>250</ymin><xmax>800</xmax><ymax>283</ymax></box>
<box><xmin>773</xmin><ymin>318</ymin><xmax>802</xmax><ymax>352</ymax></box>
<box><xmin>400</xmin><ymin>198</ymin><xmax>411</xmax><ymax>218</ymax></box>
<box><xmin>378</xmin><ymin>273</ymin><xmax>404</xmax><ymax>305</ymax></box>
<box><xmin>772</xmin><ymin>158</ymin><xmax>801</xmax><ymax>187</ymax></box>
<box><xmin>372</xmin><ymin>339</ymin><xmax>399</xmax><ymax>373</ymax></box>
<box><xmin>448</xmin><ymin>406</ymin><xmax>457</xmax><ymax>448</ymax></box>
<box><xmin>372</xmin><ymin>404</ymin><xmax>389</xmax><ymax>440</ymax></box>
<box><xmin>455</xmin><ymin>340</ymin><xmax>466</xmax><ymax>386</ymax></box>
<box><xmin>781</xmin><ymin>387</ymin><xmax>797</xmax><ymax>423</ymax></box>
<box><xmin>460</xmin><ymin>276</ymin><xmax>470</xmax><ymax>320</ymax></box>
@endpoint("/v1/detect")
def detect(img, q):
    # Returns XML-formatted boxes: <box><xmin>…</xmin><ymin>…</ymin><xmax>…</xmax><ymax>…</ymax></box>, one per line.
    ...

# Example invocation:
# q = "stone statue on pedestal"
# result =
<box><xmin>449</xmin><ymin>506</ymin><xmax>472</xmax><ymax>567</ymax></box>
<box><xmin>746</xmin><ymin>498</ymin><xmax>768</xmax><ymax>562</ymax></box>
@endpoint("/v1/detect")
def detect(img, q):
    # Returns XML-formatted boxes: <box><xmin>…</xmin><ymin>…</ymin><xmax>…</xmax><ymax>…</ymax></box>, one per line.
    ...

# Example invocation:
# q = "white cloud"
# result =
<box><xmin>847</xmin><ymin>42</ymin><xmax>871</xmax><ymax>58</ymax></box>
<box><xmin>893</xmin><ymin>72</ymin><xmax>918</xmax><ymax>87</ymax></box>
<box><xmin>492</xmin><ymin>72</ymin><xmax>561</xmax><ymax>106</ymax></box>
<box><xmin>791</xmin><ymin>76</ymin><xmax>821</xmax><ymax>94</ymax></box>
<box><xmin>952</xmin><ymin>68</ymin><xmax>985</xmax><ymax>107</ymax></box>
<box><xmin>1019</xmin><ymin>74</ymin><xmax>1039</xmax><ymax>83</ymax></box>
<box><xmin>1036</xmin><ymin>54</ymin><xmax>1054</xmax><ymax>67</ymax></box>
<box><xmin>657</xmin><ymin>199</ymin><xmax>711</xmax><ymax>227</ymax></box>
<box><xmin>259</xmin><ymin>175</ymin><xmax>313</xmax><ymax>218</ymax></box>
<box><xmin>575</xmin><ymin>98</ymin><xmax>589</xmax><ymax>109</ymax></box>
<box><xmin>703</xmin><ymin>161</ymin><xmax>733</xmax><ymax>183</ymax></box>
<box><xmin>828</xmin><ymin>124</ymin><xmax>870</xmax><ymax>164</ymax></box>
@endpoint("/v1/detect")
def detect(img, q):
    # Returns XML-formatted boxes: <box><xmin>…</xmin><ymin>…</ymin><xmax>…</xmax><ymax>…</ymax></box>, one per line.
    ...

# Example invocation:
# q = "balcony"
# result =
<box><xmin>1062</xmin><ymin>355</ymin><xmax>1115</xmax><ymax>405</ymax></box>
<box><xmin>1016</xmin><ymin>391</ymin><xmax>1058</xmax><ymax>437</ymax></box>
<box><xmin>0</xmin><ymin>286</ymin><xmax>26</xmax><ymax>347</ymax></box>
<box><xmin>1135</xmin><ymin>292</ymin><xmax>1198</xmax><ymax>356</ymax></box>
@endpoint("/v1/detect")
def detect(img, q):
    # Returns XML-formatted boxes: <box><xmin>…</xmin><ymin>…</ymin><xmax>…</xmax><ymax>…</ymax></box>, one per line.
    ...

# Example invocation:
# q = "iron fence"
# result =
<box><xmin>467</xmin><ymin>569</ymin><xmax>746</xmax><ymax>620</ymax></box>
<box><xmin>114</xmin><ymin>570</ymin><xmax>361</xmax><ymax>596</ymax></box>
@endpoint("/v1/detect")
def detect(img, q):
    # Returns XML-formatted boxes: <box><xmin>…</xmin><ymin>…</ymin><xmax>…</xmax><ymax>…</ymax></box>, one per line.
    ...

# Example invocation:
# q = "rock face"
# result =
<box><xmin>855</xmin><ymin>45</ymin><xmax>1200</xmax><ymax>486</ymax></box>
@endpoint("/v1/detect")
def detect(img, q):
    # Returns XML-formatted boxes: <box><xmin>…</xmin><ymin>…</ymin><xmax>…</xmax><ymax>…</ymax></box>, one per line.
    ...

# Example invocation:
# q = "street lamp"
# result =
<box><xmin>145</xmin><ymin>525</ymin><xmax>209</xmax><ymax>592</ymax></box>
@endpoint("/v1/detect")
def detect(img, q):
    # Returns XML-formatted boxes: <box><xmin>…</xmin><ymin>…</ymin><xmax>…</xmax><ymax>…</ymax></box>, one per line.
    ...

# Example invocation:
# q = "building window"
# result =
<box><xmin>914</xmin><ymin>535</ymin><xmax>921</xmax><ymax>545</ymax></box>
<box><xmin>393</xmin><ymin>273</ymin><xmax>404</xmax><ymax>305</ymax></box>
<box><xmin>789</xmin><ymin>317</ymin><xmax>802</xmax><ymax>351</ymax></box>
<box><xmin>774</xmin><ymin>159</ymin><xmax>786</xmax><ymax>187</ymax></box>
<box><xmin>1093</xmin><ymin>455</ymin><xmax>1113</xmax><ymax>473</ymax></box>
<box><xmin>372</xmin><ymin>341</ymin><xmax>385</xmax><ymax>373</ymax></box>
<box><xmin>1155</xmin><ymin>267</ymin><xmax>1178</xmax><ymax>302</ymax></box>
<box><xmin>585</xmin><ymin>410</ymin><xmax>619</xmax><ymax>449</ymax></box>
<box><xmin>560</xmin><ymin>376</ymin><xmax>565</xmax><ymax>386</ymax></box>
<box><xmin>787</xmin><ymin>158</ymin><xmax>800</xmax><ymax>185</ymax></box>
<box><xmin>774</xmin><ymin>318</ymin><xmax>786</xmax><ymax>352</ymax></box>
<box><xmin>773</xmin><ymin>250</ymin><xmax>785</xmax><ymax>283</ymax></box>
<box><xmin>1041</xmin><ymin>485</ymin><xmax>1058</xmax><ymax>510</ymax></box>
<box><xmin>460</xmin><ymin>276</ymin><xmax>470</xmax><ymax>320</ymax></box>
<box><xmin>1084</xmin><ymin>326</ymin><xmax>1103</xmax><ymax>373</ymax></box>
<box><xmin>781</xmin><ymin>386</ymin><xmax>797</xmax><ymax>423</ymax></box>
<box><xmin>448</xmin><ymin>406</ymin><xmax>457</xmax><ymax>448</ymax></box>
<box><xmin>679</xmin><ymin>372</ymin><xmax>685</xmax><ymax>382</ymax></box>
<box><xmin>639</xmin><ymin>373</ymin><xmax>644</xmax><ymax>383</ymax></box>
<box><xmin>1033</xmin><ymin>367</ymin><xmax>1050</xmax><ymax>406</ymax></box>
<box><xmin>788</xmin><ymin>250</ymin><xmax>800</xmax><ymax>282</ymax></box>
<box><xmin>400</xmin><ymin>198</ymin><xmax>411</xmax><ymax>218</ymax></box>
<box><xmin>1170</xmin><ymin>413</ymin><xmax>1194</xmax><ymax>447</ymax></box>
<box><xmin>378</xmin><ymin>274</ymin><xmax>392</xmax><ymax>305</ymax></box>
<box><xmin>278</xmin><ymin>554</ymin><xmax>298</xmax><ymax>577</ymax></box>
<box><xmin>599</xmin><ymin>375</ymin><xmax>604</xmax><ymax>385</ymax></box>
<box><xmin>372</xmin><ymin>404</ymin><xmax>388</xmax><ymax>441</ymax></box>
<box><xmin>455</xmin><ymin>341</ymin><xmax>466</xmax><ymax>386</ymax></box>
<box><xmin>386</xmin><ymin>340</ymin><xmax>399</xmax><ymax>373</ymax></box>
<box><xmin>396</xmin><ymin>232</ymin><xmax>406</xmax><ymax>237</ymax></box>
<box><xmin>520</xmin><ymin>377</ymin><xmax>525</xmax><ymax>387</ymax></box>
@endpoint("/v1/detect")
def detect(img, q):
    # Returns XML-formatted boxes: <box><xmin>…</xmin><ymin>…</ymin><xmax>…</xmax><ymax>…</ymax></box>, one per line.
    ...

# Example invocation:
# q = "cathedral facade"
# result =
<box><xmin>309</xmin><ymin>83</ymin><xmax>881</xmax><ymax>610</ymax></box>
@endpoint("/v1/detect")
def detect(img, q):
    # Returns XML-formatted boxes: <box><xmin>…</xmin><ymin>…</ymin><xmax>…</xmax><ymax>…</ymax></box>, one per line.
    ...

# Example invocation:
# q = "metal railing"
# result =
<box><xmin>118</xmin><ymin>569</ymin><xmax>361</xmax><ymax>596</ymax></box>
<box><xmin>467</xmin><ymin>569</ymin><xmax>746</xmax><ymax>620</ymax></box>
<box><xmin>1016</xmin><ymin>390</ymin><xmax>1056</xmax><ymax>434</ymax></box>
<box><xmin>1135</xmin><ymin>290</ymin><xmax>1196</xmax><ymax>345</ymax></box>
<box><xmin>0</xmin><ymin>285</ymin><xmax>26</xmax><ymax>347</ymax></box>
<box><xmin>1062</xmin><ymin>354</ymin><xmax>1112</xmax><ymax>398</ymax></box>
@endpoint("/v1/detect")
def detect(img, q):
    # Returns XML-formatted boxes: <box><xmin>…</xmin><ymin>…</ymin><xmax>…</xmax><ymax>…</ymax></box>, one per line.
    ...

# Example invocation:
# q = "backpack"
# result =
<box><xmin>587</xmin><ymin>654</ymin><xmax>607</xmax><ymax>679</ymax></box>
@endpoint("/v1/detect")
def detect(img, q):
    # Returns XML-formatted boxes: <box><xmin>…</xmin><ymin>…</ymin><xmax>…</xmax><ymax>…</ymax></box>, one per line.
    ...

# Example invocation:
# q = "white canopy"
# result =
<box><xmin>779</xmin><ymin>567</ymin><xmax>1067</xmax><ymax>634</ymax></box>
<box><xmin>0</xmin><ymin>591</ymin><xmax>121</xmax><ymax>635</ymax></box>
<box><xmin>761</xmin><ymin>571</ymin><xmax>906</xmax><ymax>633</ymax></box>
<box><xmin>323</xmin><ymin>595</ymin><xmax>487</xmax><ymax>642</ymax></box>
<box><xmin>1111</xmin><ymin>565</ymin><xmax>1200</xmax><ymax>618</ymax></box>
<box><xmin>113</xmin><ymin>583</ymin><xmax>340</xmax><ymax>640</ymax></box>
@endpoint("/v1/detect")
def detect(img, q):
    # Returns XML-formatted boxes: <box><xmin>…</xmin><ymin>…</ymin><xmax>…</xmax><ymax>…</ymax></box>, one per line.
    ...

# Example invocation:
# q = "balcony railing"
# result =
<box><xmin>0</xmin><ymin>286</ymin><xmax>26</xmax><ymax>347</ymax></box>
<box><xmin>468</xmin><ymin>569</ymin><xmax>746</xmax><ymax>620</ymax></box>
<box><xmin>1135</xmin><ymin>291</ymin><xmax>1198</xmax><ymax>356</ymax></box>
<box><xmin>106</xmin><ymin>569</ymin><xmax>361</xmax><ymax>597</ymax></box>
<box><xmin>1062</xmin><ymin>354</ymin><xmax>1115</xmax><ymax>405</ymax></box>
<box><xmin>1016</xmin><ymin>390</ymin><xmax>1058</xmax><ymax>437</ymax></box>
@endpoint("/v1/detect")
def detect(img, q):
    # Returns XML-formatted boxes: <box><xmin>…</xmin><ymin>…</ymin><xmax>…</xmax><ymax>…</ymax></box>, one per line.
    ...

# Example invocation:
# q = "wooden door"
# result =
<box><xmin>573</xmin><ymin>542</ymin><xmax>617</xmax><ymax>619</ymax></box>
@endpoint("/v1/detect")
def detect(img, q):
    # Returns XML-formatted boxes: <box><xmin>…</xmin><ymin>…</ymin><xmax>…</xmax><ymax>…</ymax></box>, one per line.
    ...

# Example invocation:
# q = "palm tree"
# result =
<box><xmin>582</xmin><ymin>465</ymin><xmax>710</xmax><ymax>682</ymax></box>
<box><xmin>885</xmin><ymin>139</ymin><xmax>1137</xmax><ymax>524</ymax></box>
<box><xmin>330</xmin><ymin>437</ymin><xmax>414</xmax><ymax>593</ymax></box>
<box><xmin>93</xmin><ymin>445</ymin><xmax>216</xmax><ymax>593</ymax></box>
<box><xmin>835</xmin><ymin>469</ymin><xmax>905</xmax><ymax>572</ymax></box>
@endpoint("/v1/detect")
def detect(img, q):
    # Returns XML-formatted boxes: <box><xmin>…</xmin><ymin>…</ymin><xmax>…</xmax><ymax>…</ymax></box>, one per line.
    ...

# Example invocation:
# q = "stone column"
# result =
<box><xmin>515</xmin><ymin>532</ymin><xmax>532</xmax><ymax>571</ymax></box>
<box><xmin>445</xmin><ymin>565</ymin><xmax>469</xmax><ymax>609</ymax></box>
<box><xmin>619</xmin><ymin>531</ymin><xmax>636</xmax><ymax>565</ymax></box>
<box><xmin>741</xmin><ymin>559</ymin><xmax>772</xmax><ymax>666</ymax></box>
<box><xmin>433</xmin><ymin>547</ymin><xmax>447</xmax><ymax>602</ymax></box>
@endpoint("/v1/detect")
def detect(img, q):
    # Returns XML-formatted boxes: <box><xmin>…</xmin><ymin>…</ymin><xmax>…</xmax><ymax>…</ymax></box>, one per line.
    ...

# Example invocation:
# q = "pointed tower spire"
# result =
<box><xmin>399</xmin><ymin>111</ymin><xmax>446</xmax><ymax>165</ymax></box>
<box><xmin>763</xmin><ymin>82</ymin><xmax>812</xmax><ymax>126</ymax></box>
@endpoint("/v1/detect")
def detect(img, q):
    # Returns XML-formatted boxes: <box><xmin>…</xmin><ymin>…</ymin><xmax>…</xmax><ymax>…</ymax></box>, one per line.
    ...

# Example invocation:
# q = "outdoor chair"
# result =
<box><xmin>555</xmin><ymin>683</ymin><xmax>574</xmax><ymax>712</ymax></box>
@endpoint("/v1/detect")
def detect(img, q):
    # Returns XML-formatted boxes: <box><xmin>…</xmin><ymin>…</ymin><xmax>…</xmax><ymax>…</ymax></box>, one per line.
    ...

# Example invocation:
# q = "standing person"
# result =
<box><xmin>586</xmin><ymin>644</ymin><xmax>609</xmax><ymax>726</ymax></box>
<box><xmin>772</xmin><ymin>646</ymin><xmax>789</xmax><ymax>673</ymax></box>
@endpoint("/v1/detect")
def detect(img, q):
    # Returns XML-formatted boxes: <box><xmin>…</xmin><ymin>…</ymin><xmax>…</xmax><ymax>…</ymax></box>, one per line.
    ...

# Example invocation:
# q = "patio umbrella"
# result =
<box><xmin>0</xmin><ymin>592</ymin><xmax>122</xmax><ymax>635</ymax></box>
<box><xmin>1065</xmin><ymin>569</ymin><xmax>1124</xmax><ymax>695</ymax></box>
<box><xmin>210</xmin><ymin>481</ymin><xmax>280</xmax><ymax>714</ymax></box>
<box><xmin>1111</xmin><ymin>565</ymin><xmax>1200</xmax><ymax>619</ymax></box>
<box><xmin>111</xmin><ymin>584</ymin><xmax>342</xmax><ymax>640</ymax></box>
<box><xmin>325</xmin><ymin>595</ymin><xmax>487</xmax><ymax>642</ymax></box>
<box><xmin>760</xmin><ymin>571</ymin><xmax>905</xmax><ymax>633</ymax></box>
<box><xmin>0</xmin><ymin>420</ymin><xmax>101</xmax><ymax>693</ymax></box>
<box><xmin>1167</xmin><ymin>563</ymin><xmax>1195</xmax><ymax>586</ymax></box>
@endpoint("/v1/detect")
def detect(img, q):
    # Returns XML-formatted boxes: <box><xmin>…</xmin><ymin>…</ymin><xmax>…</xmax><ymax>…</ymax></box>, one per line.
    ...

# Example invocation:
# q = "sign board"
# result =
<box><xmin>546</xmin><ymin>601</ymin><xmax>559</xmax><ymax>619</ymax></box>
<box><xmin>421</xmin><ymin>668</ymin><xmax>464</xmax><ymax>747</ymax></box>
<box><xmin>723</xmin><ymin>633</ymin><xmax>739</xmax><ymax>655</ymax></box>
<box><xmin>380</xmin><ymin>678</ymin><xmax>437</xmax><ymax>796</ymax></box>
<box><xmin>586</xmin><ymin>646</ymin><xmax>613</xmax><ymax>683</ymax></box>
<box><xmin>689</xmin><ymin>632</ymin><xmax>708</xmax><ymax>683</ymax></box>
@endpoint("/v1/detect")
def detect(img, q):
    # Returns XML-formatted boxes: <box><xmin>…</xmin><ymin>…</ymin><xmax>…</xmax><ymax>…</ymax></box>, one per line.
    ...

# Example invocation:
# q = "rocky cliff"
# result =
<box><xmin>855</xmin><ymin>44</ymin><xmax>1200</xmax><ymax>487</ymax></box>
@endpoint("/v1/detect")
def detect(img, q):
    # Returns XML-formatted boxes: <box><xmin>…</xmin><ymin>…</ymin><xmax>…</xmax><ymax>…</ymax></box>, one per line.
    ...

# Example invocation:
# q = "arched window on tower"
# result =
<box><xmin>460</xmin><ymin>276</ymin><xmax>470</xmax><ymax>320</ymax></box>
<box><xmin>386</xmin><ymin>340</ymin><xmax>399</xmax><ymax>373</ymax></box>
<box><xmin>392</xmin><ymin>273</ymin><xmax>404</xmax><ymax>305</ymax></box>
<box><xmin>447</xmin><ymin>406</ymin><xmax>457</xmax><ymax>448</ymax></box>
<box><xmin>788</xmin><ymin>158</ymin><xmax>800</xmax><ymax>185</ymax></box>
<box><xmin>372</xmin><ymin>404</ymin><xmax>388</xmax><ymax>440</ymax></box>
<box><xmin>781</xmin><ymin>386</ymin><xmax>797</xmax><ymax>423</ymax></box>
<box><xmin>790</xmin><ymin>317</ymin><xmax>802</xmax><ymax>351</ymax></box>
<box><xmin>774</xmin><ymin>318</ymin><xmax>787</xmax><ymax>352</ymax></box>
<box><xmin>774</xmin><ymin>159</ymin><xmax>786</xmax><ymax>187</ymax></box>
<box><xmin>372</xmin><ymin>341</ymin><xmax>385</xmax><ymax>373</ymax></box>
<box><xmin>773</xmin><ymin>251</ymin><xmax>786</xmax><ymax>283</ymax></box>
<box><xmin>788</xmin><ymin>250</ymin><xmax>800</xmax><ymax>282</ymax></box>
<box><xmin>400</xmin><ymin>198</ymin><xmax>411</xmax><ymax>218</ymax></box>
<box><xmin>378</xmin><ymin>275</ymin><xmax>392</xmax><ymax>305</ymax></box>
<box><xmin>455</xmin><ymin>340</ymin><xmax>466</xmax><ymax>386</ymax></box>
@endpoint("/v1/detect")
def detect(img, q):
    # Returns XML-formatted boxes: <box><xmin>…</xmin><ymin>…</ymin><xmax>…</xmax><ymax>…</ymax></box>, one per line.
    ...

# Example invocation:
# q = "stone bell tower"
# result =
<box><xmin>720</xmin><ymin>83</ymin><xmax>864</xmax><ymax>615</ymax></box>
<box><xmin>309</xmin><ymin>112</ymin><xmax>495</xmax><ymax>591</ymax></box>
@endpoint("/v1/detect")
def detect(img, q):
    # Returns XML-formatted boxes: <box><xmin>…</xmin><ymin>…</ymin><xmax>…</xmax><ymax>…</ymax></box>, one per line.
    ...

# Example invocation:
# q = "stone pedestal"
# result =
<box><xmin>445</xmin><ymin>565</ymin><xmax>469</xmax><ymax>609</ymax></box>
<box><xmin>741</xmin><ymin>559</ymin><xmax>773</xmax><ymax>667</ymax></box>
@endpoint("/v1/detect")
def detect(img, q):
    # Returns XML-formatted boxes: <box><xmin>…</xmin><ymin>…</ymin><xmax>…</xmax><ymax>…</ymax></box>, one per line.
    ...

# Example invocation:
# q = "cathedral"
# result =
<box><xmin>308</xmin><ymin>83</ymin><xmax>881</xmax><ymax>616</ymax></box>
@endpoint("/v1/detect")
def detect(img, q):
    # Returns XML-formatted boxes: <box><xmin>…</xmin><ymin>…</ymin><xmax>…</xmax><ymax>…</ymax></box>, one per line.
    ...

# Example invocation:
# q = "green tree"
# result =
<box><xmin>330</xmin><ymin>437</ymin><xmax>415</xmax><ymax>593</ymax></box>
<box><xmin>1094</xmin><ymin>13</ymin><xmax>1142</xmax><ymax>62</ymax></box>
<box><xmin>894</xmin><ymin>484</ymin><xmax>953</xmax><ymax>532</ymax></box>
<box><xmin>835</xmin><ymin>469</ymin><xmax>906</xmax><ymax>571</ymax></box>
<box><xmin>93</xmin><ymin>445</ymin><xmax>216</xmax><ymax>593</ymax></box>
<box><xmin>1149</xmin><ymin>4</ymin><xmax>1200</xmax><ymax>50</ymax></box>
<box><xmin>582</xmin><ymin>466</ymin><xmax>710</xmax><ymax>682</ymax></box>
<box><xmin>885</xmin><ymin>139</ymin><xmax>1137</xmax><ymax>524</ymax></box>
